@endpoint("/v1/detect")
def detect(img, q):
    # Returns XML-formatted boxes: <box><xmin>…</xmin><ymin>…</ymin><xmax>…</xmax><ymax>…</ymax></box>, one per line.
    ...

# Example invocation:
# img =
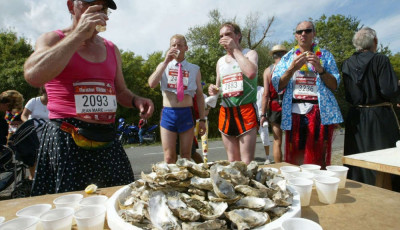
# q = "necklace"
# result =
<box><xmin>4</xmin><ymin>111</ymin><xmax>20</xmax><ymax>125</ymax></box>
<box><xmin>294</xmin><ymin>43</ymin><xmax>323</xmax><ymax>72</ymax></box>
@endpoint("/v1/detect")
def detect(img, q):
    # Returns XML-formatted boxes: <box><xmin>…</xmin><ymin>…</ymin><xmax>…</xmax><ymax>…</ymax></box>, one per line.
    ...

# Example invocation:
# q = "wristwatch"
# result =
<box><xmin>318</xmin><ymin>68</ymin><xmax>326</xmax><ymax>76</ymax></box>
<box><xmin>260</xmin><ymin>114</ymin><xmax>267</xmax><ymax>118</ymax></box>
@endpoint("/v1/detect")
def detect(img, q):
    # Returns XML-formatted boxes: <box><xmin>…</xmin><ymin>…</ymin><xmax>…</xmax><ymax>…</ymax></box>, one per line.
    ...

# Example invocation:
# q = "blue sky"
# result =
<box><xmin>1</xmin><ymin>0</ymin><xmax>399</xmax><ymax>57</ymax></box>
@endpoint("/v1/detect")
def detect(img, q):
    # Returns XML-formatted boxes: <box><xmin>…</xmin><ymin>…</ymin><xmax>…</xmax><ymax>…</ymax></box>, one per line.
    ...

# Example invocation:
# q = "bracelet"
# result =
<box><xmin>318</xmin><ymin>68</ymin><xmax>326</xmax><ymax>76</ymax></box>
<box><xmin>260</xmin><ymin>114</ymin><xmax>267</xmax><ymax>118</ymax></box>
<box><xmin>131</xmin><ymin>96</ymin><xmax>137</xmax><ymax>109</ymax></box>
<box><xmin>199</xmin><ymin>119</ymin><xmax>206</xmax><ymax>122</ymax></box>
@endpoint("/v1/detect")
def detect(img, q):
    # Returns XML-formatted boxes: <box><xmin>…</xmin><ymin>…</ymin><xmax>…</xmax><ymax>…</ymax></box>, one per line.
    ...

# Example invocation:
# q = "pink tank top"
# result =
<box><xmin>45</xmin><ymin>30</ymin><xmax>117</xmax><ymax>122</ymax></box>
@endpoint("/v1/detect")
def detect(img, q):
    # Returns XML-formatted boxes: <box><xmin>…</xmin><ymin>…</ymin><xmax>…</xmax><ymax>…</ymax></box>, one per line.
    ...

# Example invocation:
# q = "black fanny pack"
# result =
<box><xmin>51</xmin><ymin>120</ymin><xmax>116</xmax><ymax>142</ymax></box>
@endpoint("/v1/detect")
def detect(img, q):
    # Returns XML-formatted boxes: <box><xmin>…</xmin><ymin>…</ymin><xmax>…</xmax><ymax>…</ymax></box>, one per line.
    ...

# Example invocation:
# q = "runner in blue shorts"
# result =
<box><xmin>148</xmin><ymin>34</ymin><xmax>206</xmax><ymax>163</ymax></box>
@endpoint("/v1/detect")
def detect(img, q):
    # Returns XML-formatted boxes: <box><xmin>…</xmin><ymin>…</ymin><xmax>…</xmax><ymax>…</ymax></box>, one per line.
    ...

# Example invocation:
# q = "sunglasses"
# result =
<box><xmin>295</xmin><ymin>29</ymin><xmax>313</xmax><ymax>35</ymax></box>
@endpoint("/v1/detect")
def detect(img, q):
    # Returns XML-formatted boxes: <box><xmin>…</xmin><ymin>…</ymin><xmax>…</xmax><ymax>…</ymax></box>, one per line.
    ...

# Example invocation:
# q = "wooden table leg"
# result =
<box><xmin>375</xmin><ymin>172</ymin><xmax>392</xmax><ymax>190</ymax></box>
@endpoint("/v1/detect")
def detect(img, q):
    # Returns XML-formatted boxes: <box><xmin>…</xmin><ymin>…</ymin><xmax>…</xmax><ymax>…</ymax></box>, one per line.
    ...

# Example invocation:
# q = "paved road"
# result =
<box><xmin>125</xmin><ymin>131</ymin><xmax>345</xmax><ymax>179</ymax></box>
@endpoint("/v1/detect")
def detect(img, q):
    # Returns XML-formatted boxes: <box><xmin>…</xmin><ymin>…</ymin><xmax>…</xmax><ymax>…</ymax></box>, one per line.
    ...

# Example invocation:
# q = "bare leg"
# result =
<box><xmin>221</xmin><ymin>134</ymin><xmax>241</xmax><ymax>162</ymax></box>
<box><xmin>271</xmin><ymin>122</ymin><xmax>283</xmax><ymax>163</ymax></box>
<box><xmin>160</xmin><ymin>127</ymin><xmax>178</xmax><ymax>163</ymax></box>
<box><xmin>178</xmin><ymin>127</ymin><xmax>194</xmax><ymax>160</ymax></box>
<box><xmin>239</xmin><ymin>128</ymin><xmax>258</xmax><ymax>164</ymax></box>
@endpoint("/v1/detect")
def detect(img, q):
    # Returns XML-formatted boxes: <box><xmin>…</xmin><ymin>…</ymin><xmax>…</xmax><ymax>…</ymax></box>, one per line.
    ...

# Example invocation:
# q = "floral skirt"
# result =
<box><xmin>31</xmin><ymin>118</ymin><xmax>134</xmax><ymax>196</ymax></box>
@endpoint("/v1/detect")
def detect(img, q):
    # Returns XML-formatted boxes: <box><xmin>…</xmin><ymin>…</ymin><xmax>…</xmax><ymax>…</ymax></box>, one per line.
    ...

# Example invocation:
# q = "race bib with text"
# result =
<box><xmin>222</xmin><ymin>72</ymin><xmax>244</xmax><ymax>98</ymax></box>
<box><xmin>73</xmin><ymin>81</ymin><xmax>117</xmax><ymax>122</ymax></box>
<box><xmin>293</xmin><ymin>71</ymin><xmax>318</xmax><ymax>100</ymax></box>
<box><xmin>167</xmin><ymin>69</ymin><xmax>189</xmax><ymax>89</ymax></box>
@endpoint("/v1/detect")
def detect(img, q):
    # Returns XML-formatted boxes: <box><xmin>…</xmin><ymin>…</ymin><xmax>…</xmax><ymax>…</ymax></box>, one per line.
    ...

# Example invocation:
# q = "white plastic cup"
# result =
<box><xmin>288</xmin><ymin>178</ymin><xmax>313</xmax><ymax>206</ymax></box>
<box><xmin>0</xmin><ymin>217</ymin><xmax>4</xmax><ymax>224</ymax></box>
<box><xmin>281</xmin><ymin>217</ymin><xmax>323</xmax><ymax>230</ymax></box>
<box><xmin>74</xmin><ymin>205</ymin><xmax>106</xmax><ymax>230</ymax></box>
<box><xmin>79</xmin><ymin>195</ymin><xmax>108</xmax><ymax>209</ymax></box>
<box><xmin>290</xmin><ymin>171</ymin><xmax>315</xmax><ymax>180</ymax></box>
<box><xmin>326</xmin><ymin>165</ymin><xmax>349</xmax><ymax>188</ymax></box>
<box><xmin>300</xmin><ymin>164</ymin><xmax>321</xmax><ymax>173</ymax></box>
<box><xmin>315</xmin><ymin>176</ymin><xmax>340</xmax><ymax>204</ymax></box>
<box><xmin>16</xmin><ymin>204</ymin><xmax>52</xmax><ymax>218</ymax></box>
<box><xmin>53</xmin><ymin>194</ymin><xmax>83</xmax><ymax>210</ymax></box>
<box><xmin>279</xmin><ymin>166</ymin><xmax>300</xmax><ymax>179</ymax></box>
<box><xmin>16</xmin><ymin>204</ymin><xmax>52</xmax><ymax>230</ymax></box>
<box><xmin>312</xmin><ymin>170</ymin><xmax>335</xmax><ymax>178</ymax></box>
<box><xmin>40</xmin><ymin>207</ymin><xmax>74</xmax><ymax>230</ymax></box>
<box><xmin>0</xmin><ymin>216</ymin><xmax>39</xmax><ymax>230</ymax></box>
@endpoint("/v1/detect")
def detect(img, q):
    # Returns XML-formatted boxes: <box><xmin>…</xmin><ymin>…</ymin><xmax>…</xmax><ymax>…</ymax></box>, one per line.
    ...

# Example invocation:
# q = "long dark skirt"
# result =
<box><xmin>31</xmin><ymin>118</ymin><xmax>134</xmax><ymax>196</ymax></box>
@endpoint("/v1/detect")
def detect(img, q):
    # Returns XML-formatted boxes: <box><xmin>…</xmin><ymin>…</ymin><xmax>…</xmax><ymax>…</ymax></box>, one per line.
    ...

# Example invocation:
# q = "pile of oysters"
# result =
<box><xmin>118</xmin><ymin>159</ymin><xmax>293</xmax><ymax>230</ymax></box>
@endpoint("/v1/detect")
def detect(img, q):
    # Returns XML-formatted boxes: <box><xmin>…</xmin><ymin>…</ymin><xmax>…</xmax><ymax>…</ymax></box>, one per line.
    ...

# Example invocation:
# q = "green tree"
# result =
<box><xmin>389</xmin><ymin>52</ymin><xmax>400</xmax><ymax>78</ymax></box>
<box><xmin>0</xmin><ymin>29</ymin><xmax>36</xmax><ymax>102</ymax></box>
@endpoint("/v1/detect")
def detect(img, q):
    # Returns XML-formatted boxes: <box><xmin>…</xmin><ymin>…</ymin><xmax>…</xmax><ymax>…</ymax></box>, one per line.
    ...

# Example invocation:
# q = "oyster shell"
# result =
<box><xmin>182</xmin><ymin>219</ymin><xmax>228</xmax><ymax>230</ymax></box>
<box><xmin>176</xmin><ymin>158</ymin><xmax>210</xmax><ymax>178</ymax></box>
<box><xmin>234</xmin><ymin>185</ymin><xmax>269</xmax><ymax>198</ymax></box>
<box><xmin>148</xmin><ymin>191</ymin><xmax>181</xmax><ymax>230</ymax></box>
<box><xmin>225</xmin><ymin>208</ymin><xmax>270</xmax><ymax>230</ymax></box>
<box><xmin>190</xmin><ymin>176</ymin><xmax>213</xmax><ymax>191</ymax></box>
<box><xmin>231</xmin><ymin>196</ymin><xmax>276</xmax><ymax>211</ymax></box>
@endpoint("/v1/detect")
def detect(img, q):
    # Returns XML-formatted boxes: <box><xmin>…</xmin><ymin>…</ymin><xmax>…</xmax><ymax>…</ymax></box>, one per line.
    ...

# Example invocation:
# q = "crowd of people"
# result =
<box><xmin>0</xmin><ymin>0</ymin><xmax>399</xmax><ymax>195</ymax></box>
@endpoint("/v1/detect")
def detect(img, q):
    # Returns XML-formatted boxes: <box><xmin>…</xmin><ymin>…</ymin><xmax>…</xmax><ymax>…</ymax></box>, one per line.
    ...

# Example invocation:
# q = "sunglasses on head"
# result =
<box><xmin>295</xmin><ymin>28</ymin><xmax>313</xmax><ymax>35</ymax></box>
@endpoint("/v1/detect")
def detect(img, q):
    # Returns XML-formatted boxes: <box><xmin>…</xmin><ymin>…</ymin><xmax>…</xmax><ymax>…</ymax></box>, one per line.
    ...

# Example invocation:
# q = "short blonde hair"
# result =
<box><xmin>0</xmin><ymin>90</ymin><xmax>24</xmax><ymax>112</ymax></box>
<box><xmin>170</xmin><ymin>34</ymin><xmax>187</xmax><ymax>46</ymax></box>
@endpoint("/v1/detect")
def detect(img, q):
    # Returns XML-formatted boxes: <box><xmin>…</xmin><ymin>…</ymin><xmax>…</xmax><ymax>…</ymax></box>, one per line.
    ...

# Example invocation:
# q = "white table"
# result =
<box><xmin>342</xmin><ymin>147</ymin><xmax>400</xmax><ymax>189</ymax></box>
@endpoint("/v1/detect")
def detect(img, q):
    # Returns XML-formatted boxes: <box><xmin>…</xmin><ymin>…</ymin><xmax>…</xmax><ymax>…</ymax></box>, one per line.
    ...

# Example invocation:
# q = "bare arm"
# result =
<box><xmin>195</xmin><ymin>71</ymin><xmax>206</xmax><ymax>136</ymax></box>
<box><xmin>24</xmin><ymin>5</ymin><xmax>106</xmax><ymax>87</ymax></box>
<box><xmin>208</xmin><ymin>60</ymin><xmax>221</xmax><ymax>95</ymax></box>
<box><xmin>232</xmin><ymin>49</ymin><xmax>258</xmax><ymax>79</ymax></box>
<box><xmin>148</xmin><ymin>48</ymin><xmax>179</xmax><ymax>88</ymax></box>
<box><xmin>278</xmin><ymin>53</ymin><xmax>307</xmax><ymax>90</ymax></box>
<box><xmin>307</xmin><ymin>52</ymin><xmax>337</xmax><ymax>90</ymax></box>
<box><xmin>21</xmin><ymin>108</ymin><xmax>32</xmax><ymax>122</ymax></box>
<box><xmin>219</xmin><ymin>36</ymin><xmax>258</xmax><ymax>79</ymax></box>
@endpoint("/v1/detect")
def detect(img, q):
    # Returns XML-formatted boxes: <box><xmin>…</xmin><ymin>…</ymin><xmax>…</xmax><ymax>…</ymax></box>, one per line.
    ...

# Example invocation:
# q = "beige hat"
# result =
<box><xmin>270</xmin><ymin>44</ymin><xmax>287</xmax><ymax>55</ymax></box>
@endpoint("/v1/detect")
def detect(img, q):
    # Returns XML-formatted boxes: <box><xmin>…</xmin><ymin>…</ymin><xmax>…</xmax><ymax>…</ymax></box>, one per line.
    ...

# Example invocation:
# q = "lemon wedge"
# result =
<box><xmin>85</xmin><ymin>184</ymin><xmax>98</xmax><ymax>194</ymax></box>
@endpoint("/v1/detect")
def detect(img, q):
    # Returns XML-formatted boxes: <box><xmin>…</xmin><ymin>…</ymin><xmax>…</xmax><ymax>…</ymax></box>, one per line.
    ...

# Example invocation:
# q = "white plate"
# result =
<box><xmin>107</xmin><ymin>185</ymin><xmax>301</xmax><ymax>230</ymax></box>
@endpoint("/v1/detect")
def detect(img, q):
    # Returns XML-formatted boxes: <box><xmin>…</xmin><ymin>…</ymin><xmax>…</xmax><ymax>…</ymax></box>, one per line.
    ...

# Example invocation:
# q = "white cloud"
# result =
<box><xmin>371</xmin><ymin>14</ymin><xmax>400</xmax><ymax>53</ymax></box>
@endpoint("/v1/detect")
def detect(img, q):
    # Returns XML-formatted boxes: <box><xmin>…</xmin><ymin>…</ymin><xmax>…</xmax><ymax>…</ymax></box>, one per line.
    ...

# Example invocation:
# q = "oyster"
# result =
<box><xmin>182</xmin><ymin>219</ymin><xmax>227</xmax><ymax>230</ymax></box>
<box><xmin>148</xmin><ymin>191</ymin><xmax>181</xmax><ymax>230</ymax></box>
<box><xmin>176</xmin><ymin>158</ymin><xmax>210</xmax><ymax>178</ymax></box>
<box><xmin>207</xmin><ymin>191</ymin><xmax>241</xmax><ymax>204</ymax></box>
<box><xmin>234</xmin><ymin>185</ymin><xmax>269</xmax><ymax>198</ymax></box>
<box><xmin>118</xmin><ymin>162</ymin><xmax>293</xmax><ymax>229</ymax></box>
<box><xmin>225</xmin><ymin>208</ymin><xmax>270</xmax><ymax>230</ymax></box>
<box><xmin>190</xmin><ymin>176</ymin><xmax>213</xmax><ymax>191</ymax></box>
<box><xmin>231</xmin><ymin>196</ymin><xmax>275</xmax><ymax>211</ymax></box>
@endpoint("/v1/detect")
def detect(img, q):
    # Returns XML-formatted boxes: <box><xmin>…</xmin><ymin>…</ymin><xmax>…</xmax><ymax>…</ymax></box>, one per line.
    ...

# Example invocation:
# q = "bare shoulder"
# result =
<box><xmin>34</xmin><ymin>31</ymin><xmax>63</xmax><ymax>51</ymax></box>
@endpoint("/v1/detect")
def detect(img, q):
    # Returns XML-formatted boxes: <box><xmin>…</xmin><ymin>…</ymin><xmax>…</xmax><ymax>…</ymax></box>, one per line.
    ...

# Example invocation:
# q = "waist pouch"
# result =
<box><xmin>51</xmin><ymin>120</ymin><xmax>115</xmax><ymax>150</ymax></box>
